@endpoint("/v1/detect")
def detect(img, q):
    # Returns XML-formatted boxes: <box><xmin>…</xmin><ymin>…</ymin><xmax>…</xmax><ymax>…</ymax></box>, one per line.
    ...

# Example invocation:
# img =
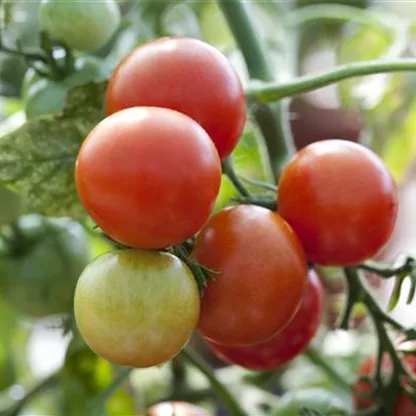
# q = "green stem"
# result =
<box><xmin>343</xmin><ymin>268</ymin><xmax>416</xmax><ymax>414</ymax></box>
<box><xmin>1</xmin><ymin>373</ymin><xmax>58</xmax><ymax>416</ymax></box>
<box><xmin>40</xmin><ymin>31</ymin><xmax>65</xmax><ymax>81</ymax></box>
<box><xmin>340</xmin><ymin>268</ymin><xmax>363</xmax><ymax>330</ymax></box>
<box><xmin>238</xmin><ymin>175</ymin><xmax>277</xmax><ymax>193</ymax></box>
<box><xmin>0</xmin><ymin>31</ymin><xmax>47</xmax><ymax>63</ymax></box>
<box><xmin>358</xmin><ymin>255</ymin><xmax>415</xmax><ymax>278</ymax></box>
<box><xmin>222</xmin><ymin>157</ymin><xmax>250</xmax><ymax>197</ymax></box>
<box><xmin>181</xmin><ymin>347</ymin><xmax>247</xmax><ymax>416</ymax></box>
<box><xmin>247</xmin><ymin>59</ymin><xmax>416</xmax><ymax>102</ymax></box>
<box><xmin>89</xmin><ymin>367</ymin><xmax>133</xmax><ymax>416</ymax></box>
<box><xmin>218</xmin><ymin>1</ymin><xmax>272</xmax><ymax>81</ymax></box>
<box><xmin>232</xmin><ymin>195</ymin><xmax>277</xmax><ymax>210</ymax></box>
<box><xmin>218</xmin><ymin>0</ymin><xmax>294</xmax><ymax>179</ymax></box>
<box><xmin>304</xmin><ymin>348</ymin><xmax>351</xmax><ymax>393</ymax></box>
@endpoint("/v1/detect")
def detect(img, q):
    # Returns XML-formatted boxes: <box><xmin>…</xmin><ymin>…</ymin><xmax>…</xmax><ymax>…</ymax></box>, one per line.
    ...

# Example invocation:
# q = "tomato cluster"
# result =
<box><xmin>354</xmin><ymin>355</ymin><xmax>416</xmax><ymax>415</ymax></box>
<box><xmin>74</xmin><ymin>36</ymin><xmax>398</xmax><ymax>372</ymax></box>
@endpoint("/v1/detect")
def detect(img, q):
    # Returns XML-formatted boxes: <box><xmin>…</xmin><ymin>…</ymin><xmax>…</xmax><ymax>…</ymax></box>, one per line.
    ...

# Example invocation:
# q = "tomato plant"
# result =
<box><xmin>354</xmin><ymin>355</ymin><xmax>416</xmax><ymax>415</ymax></box>
<box><xmin>192</xmin><ymin>205</ymin><xmax>307</xmax><ymax>347</ymax></box>
<box><xmin>2</xmin><ymin>0</ymin><xmax>416</xmax><ymax>415</ymax></box>
<box><xmin>39</xmin><ymin>0</ymin><xmax>121</xmax><ymax>52</ymax></box>
<box><xmin>105</xmin><ymin>37</ymin><xmax>246</xmax><ymax>159</ymax></box>
<box><xmin>74</xmin><ymin>249</ymin><xmax>200</xmax><ymax>368</ymax></box>
<box><xmin>143</xmin><ymin>401</ymin><xmax>213</xmax><ymax>416</ymax></box>
<box><xmin>278</xmin><ymin>140</ymin><xmax>398</xmax><ymax>266</ymax></box>
<box><xmin>0</xmin><ymin>215</ymin><xmax>90</xmax><ymax>317</ymax></box>
<box><xmin>76</xmin><ymin>106</ymin><xmax>221</xmax><ymax>249</ymax></box>
<box><xmin>206</xmin><ymin>270</ymin><xmax>323</xmax><ymax>370</ymax></box>
<box><xmin>22</xmin><ymin>57</ymin><xmax>109</xmax><ymax>118</ymax></box>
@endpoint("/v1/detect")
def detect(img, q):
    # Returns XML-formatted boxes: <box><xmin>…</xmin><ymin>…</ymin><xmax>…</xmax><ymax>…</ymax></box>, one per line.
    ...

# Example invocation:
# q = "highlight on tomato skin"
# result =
<box><xmin>205</xmin><ymin>270</ymin><xmax>323</xmax><ymax>371</ymax></box>
<box><xmin>192</xmin><ymin>204</ymin><xmax>308</xmax><ymax>348</ymax></box>
<box><xmin>75</xmin><ymin>106</ymin><xmax>222</xmax><ymax>250</ymax></box>
<box><xmin>105</xmin><ymin>36</ymin><xmax>246</xmax><ymax>159</ymax></box>
<box><xmin>277</xmin><ymin>139</ymin><xmax>398</xmax><ymax>267</ymax></box>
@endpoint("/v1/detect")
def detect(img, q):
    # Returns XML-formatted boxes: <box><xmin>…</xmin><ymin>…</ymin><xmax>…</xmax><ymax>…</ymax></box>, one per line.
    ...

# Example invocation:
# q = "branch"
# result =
<box><xmin>218</xmin><ymin>0</ymin><xmax>294</xmax><ymax>179</ymax></box>
<box><xmin>181</xmin><ymin>347</ymin><xmax>247</xmax><ymax>416</ymax></box>
<box><xmin>0</xmin><ymin>373</ymin><xmax>58</xmax><ymax>416</ymax></box>
<box><xmin>304</xmin><ymin>348</ymin><xmax>351</xmax><ymax>393</ymax></box>
<box><xmin>246</xmin><ymin>59</ymin><xmax>416</xmax><ymax>103</ymax></box>
<box><xmin>222</xmin><ymin>157</ymin><xmax>251</xmax><ymax>197</ymax></box>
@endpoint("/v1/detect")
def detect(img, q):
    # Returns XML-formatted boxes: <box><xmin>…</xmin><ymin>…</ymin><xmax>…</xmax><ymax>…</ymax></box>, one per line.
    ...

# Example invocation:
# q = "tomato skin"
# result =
<box><xmin>0</xmin><ymin>215</ymin><xmax>90</xmax><ymax>317</ymax></box>
<box><xmin>74</xmin><ymin>249</ymin><xmax>200</xmax><ymax>368</ymax></box>
<box><xmin>354</xmin><ymin>355</ymin><xmax>416</xmax><ymax>415</ymax></box>
<box><xmin>75</xmin><ymin>107</ymin><xmax>221</xmax><ymax>249</ymax></box>
<box><xmin>278</xmin><ymin>140</ymin><xmax>398</xmax><ymax>266</ymax></box>
<box><xmin>395</xmin><ymin>396</ymin><xmax>416</xmax><ymax>416</ymax></box>
<box><xmin>206</xmin><ymin>270</ymin><xmax>322</xmax><ymax>370</ymax></box>
<box><xmin>143</xmin><ymin>402</ymin><xmax>213</xmax><ymax>416</ymax></box>
<box><xmin>40</xmin><ymin>0</ymin><xmax>121</xmax><ymax>52</ymax></box>
<box><xmin>106</xmin><ymin>37</ymin><xmax>246</xmax><ymax>159</ymax></box>
<box><xmin>192</xmin><ymin>205</ymin><xmax>307</xmax><ymax>347</ymax></box>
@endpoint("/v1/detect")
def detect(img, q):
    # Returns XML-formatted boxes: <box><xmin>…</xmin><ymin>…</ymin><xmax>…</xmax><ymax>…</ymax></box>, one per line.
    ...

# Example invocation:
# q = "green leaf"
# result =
<box><xmin>0</xmin><ymin>81</ymin><xmax>106</xmax><ymax>219</ymax></box>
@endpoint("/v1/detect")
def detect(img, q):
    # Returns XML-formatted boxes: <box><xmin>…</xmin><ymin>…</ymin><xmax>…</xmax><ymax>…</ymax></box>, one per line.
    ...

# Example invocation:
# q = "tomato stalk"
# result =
<box><xmin>181</xmin><ymin>347</ymin><xmax>248</xmax><ymax>416</ymax></box>
<box><xmin>89</xmin><ymin>368</ymin><xmax>133</xmax><ymax>416</ymax></box>
<box><xmin>0</xmin><ymin>32</ymin><xmax>48</xmax><ymax>64</ymax></box>
<box><xmin>0</xmin><ymin>372</ymin><xmax>58</xmax><ymax>416</ymax></box>
<box><xmin>221</xmin><ymin>157</ymin><xmax>251</xmax><ymax>197</ymax></box>
<box><xmin>217</xmin><ymin>0</ymin><xmax>295</xmax><ymax>179</ymax></box>
<box><xmin>341</xmin><ymin>267</ymin><xmax>416</xmax><ymax>415</ymax></box>
<box><xmin>232</xmin><ymin>195</ymin><xmax>277</xmax><ymax>210</ymax></box>
<box><xmin>246</xmin><ymin>59</ymin><xmax>416</xmax><ymax>103</ymax></box>
<box><xmin>304</xmin><ymin>348</ymin><xmax>351</xmax><ymax>393</ymax></box>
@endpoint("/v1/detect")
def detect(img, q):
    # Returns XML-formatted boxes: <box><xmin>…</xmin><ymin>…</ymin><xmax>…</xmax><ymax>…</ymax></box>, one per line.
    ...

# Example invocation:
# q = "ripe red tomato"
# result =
<box><xmin>74</xmin><ymin>249</ymin><xmax>200</xmax><ymax>368</ymax></box>
<box><xmin>354</xmin><ymin>354</ymin><xmax>416</xmax><ymax>415</ymax></box>
<box><xmin>105</xmin><ymin>37</ymin><xmax>246</xmax><ymax>159</ymax></box>
<box><xmin>205</xmin><ymin>270</ymin><xmax>323</xmax><ymax>370</ymax></box>
<box><xmin>192</xmin><ymin>205</ymin><xmax>307</xmax><ymax>347</ymax></box>
<box><xmin>75</xmin><ymin>107</ymin><xmax>221</xmax><ymax>249</ymax></box>
<box><xmin>143</xmin><ymin>401</ymin><xmax>213</xmax><ymax>416</ymax></box>
<box><xmin>278</xmin><ymin>140</ymin><xmax>398</xmax><ymax>266</ymax></box>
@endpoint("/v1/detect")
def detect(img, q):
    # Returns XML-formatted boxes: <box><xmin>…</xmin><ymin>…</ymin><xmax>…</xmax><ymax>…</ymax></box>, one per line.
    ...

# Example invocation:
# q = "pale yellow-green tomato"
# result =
<box><xmin>74</xmin><ymin>249</ymin><xmax>200</xmax><ymax>368</ymax></box>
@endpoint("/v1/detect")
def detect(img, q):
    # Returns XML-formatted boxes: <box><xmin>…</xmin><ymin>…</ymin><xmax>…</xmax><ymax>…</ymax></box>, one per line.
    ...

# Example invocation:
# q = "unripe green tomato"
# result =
<box><xmin>22</xmin><ymin>57</ymin><xmax>109</xmax><ymax>118</ymax></box>
<box><xmin>39</xmin><ymin>0</ymin><xmax>121</xmax><ymax>52</ymax></box>
<box><xmin>272</xmin><ymin>388</ymin><xmax>351</xmax><ymax>416</ymax></box>
<box><xmin>0</xmin><ymin>185</ymin><xmax>23</xmax><ymax>226</ymax></box>
<box><xmin>0</xmin><ymin>215</ymin><xmax>90</xmax><ymax>317</ymax></box>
